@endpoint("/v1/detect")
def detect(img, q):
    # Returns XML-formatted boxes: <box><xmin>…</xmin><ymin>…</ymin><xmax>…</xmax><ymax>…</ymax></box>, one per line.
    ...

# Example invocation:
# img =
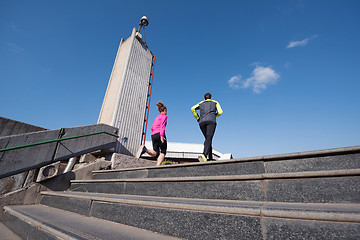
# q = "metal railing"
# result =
<box><xmin>0</xmin><ymin>130</ymin><xmax>118</xmax><ymax>153</ymax></box>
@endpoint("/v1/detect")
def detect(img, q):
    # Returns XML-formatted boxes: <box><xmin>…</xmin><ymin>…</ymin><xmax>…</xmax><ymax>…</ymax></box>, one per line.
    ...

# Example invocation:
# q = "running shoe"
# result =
<box><xmin>135</xmin><ymin>145</ymin><xmax>147</xmax><ymax>159</ymax></box>
<box><xmin>198</xmin><ymin>154</ymin><xmax>207</xmax><ymax>162</ymax></box>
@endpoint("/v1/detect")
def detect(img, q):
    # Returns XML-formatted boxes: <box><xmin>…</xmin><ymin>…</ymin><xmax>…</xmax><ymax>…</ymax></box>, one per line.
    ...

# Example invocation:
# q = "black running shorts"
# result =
<box><xmin>151</xmin><ymin>133</ymin><xmax>167</xmax><ymax>157</ymax></box>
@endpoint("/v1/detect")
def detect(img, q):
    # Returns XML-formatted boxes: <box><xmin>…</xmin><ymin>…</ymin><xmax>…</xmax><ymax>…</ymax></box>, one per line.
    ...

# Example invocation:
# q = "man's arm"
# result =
<box><xmin>215</xmin><ymin>101</ymin><xmax>223</xmax><ymax>117</ymax></box>
<box><xmin>191</xmin><ymin>103</ymin><xmax>200</xmax><ymax>120</ymax></box>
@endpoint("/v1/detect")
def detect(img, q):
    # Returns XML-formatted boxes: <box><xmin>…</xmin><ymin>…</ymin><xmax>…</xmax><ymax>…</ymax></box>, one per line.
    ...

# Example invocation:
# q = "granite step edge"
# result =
<box><xmin>73</xmin><ymin>168</ymin><xmax>360</xmax><ymax>183</ymax></box>
<box><xmin>41</xmin><ymin>191</ymin><xmax>360</xmax><ymax>223</ymax></box>
<box><xmin>93</xmin><ymin>145</ymin><xmax>360</xmax><ymax>174</ymax></box>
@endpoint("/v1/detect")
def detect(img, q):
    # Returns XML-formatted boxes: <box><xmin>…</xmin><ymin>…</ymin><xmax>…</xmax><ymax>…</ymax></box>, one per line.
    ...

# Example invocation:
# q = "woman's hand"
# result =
<box><xmin>161</xmin><ymin>137</ymin><xmax>166</xmax><ymax>143</ymax></box>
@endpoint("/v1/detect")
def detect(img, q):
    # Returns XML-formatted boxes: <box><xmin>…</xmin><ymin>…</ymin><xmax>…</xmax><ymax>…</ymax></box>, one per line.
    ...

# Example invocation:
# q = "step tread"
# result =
<box><xmin>4</xmin><ymin>204</ymin><xmax>182</xmax><ymax>240</ymax></box>
<box><xmin>74</xmin><ymin>168</ymin><xmax>360</xmax><ymax>183</ymax></box>
<box><xmin>0</xmin><ymin>223</ymin><xmax>21</xmax><ymax>240</ymax></box>
<box><xmin>41</xmin><ymin>191</ymin><xmax>360</xmax><ymax>223</ymax></box>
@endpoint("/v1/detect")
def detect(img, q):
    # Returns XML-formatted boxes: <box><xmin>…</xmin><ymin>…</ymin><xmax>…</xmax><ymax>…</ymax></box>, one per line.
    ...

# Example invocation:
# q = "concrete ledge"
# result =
<box><xmin>110</xmin><ymin>153</ymin><xmax>156</xmax><ymax>169</ymax></box>
<box><xmin>0</xmin><ymin>123</ymin><xmax>118</xmax><ymax>179</ymax></box>
<box><xmin>0</xmin><ymin>117</ymin><xmax>45</xmax><ymax>137</ymax></box>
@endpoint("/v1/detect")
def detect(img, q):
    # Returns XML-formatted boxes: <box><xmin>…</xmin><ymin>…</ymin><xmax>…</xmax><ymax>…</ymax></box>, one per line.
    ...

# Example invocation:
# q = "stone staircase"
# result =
<box><xmin>2</xmin><ymin>146</ymin><xmax>360</xmax><ymax>239</ymax></box>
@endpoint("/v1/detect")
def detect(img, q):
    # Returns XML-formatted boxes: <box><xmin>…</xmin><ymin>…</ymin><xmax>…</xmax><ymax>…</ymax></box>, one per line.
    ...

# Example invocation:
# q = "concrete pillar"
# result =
<box><xmin>98</xmin><ymin>28</ymin><xmax>154</xmax><ymax>156</ymax></box>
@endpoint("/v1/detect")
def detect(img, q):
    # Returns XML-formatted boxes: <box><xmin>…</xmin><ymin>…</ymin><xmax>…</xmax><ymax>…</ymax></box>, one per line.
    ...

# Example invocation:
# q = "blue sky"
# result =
<box><xmin>1</xmin><ymin>0</ymin><xmax>359</xmax><ymax>158</ymax></box>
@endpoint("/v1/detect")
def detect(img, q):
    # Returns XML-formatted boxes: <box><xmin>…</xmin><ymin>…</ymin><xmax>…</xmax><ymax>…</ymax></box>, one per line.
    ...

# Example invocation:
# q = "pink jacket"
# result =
<box><xmin>151</xmin><ymin>113</ymin><xmax>167</xmax><ymax>138</ymax></box>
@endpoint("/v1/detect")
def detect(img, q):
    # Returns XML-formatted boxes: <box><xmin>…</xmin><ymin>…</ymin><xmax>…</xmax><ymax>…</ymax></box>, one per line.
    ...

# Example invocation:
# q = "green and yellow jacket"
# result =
<box><xmin>191</xmin><ymin>99</ymin><xmax>223</xmax><ymax>124</ymax></box>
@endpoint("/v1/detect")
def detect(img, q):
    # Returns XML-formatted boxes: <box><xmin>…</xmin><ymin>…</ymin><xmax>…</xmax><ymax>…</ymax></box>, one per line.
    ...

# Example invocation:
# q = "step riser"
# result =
<box><xmin>93</xmin><ymin>153</ymin><xmax>360</xmax><ymax>179</ymax></box>
<box><xmin>70</xmin><ymin>176</ymin><xmax>360</xmax><ymax>204</ymax></box>
<box><xmin>92</xmin><ymin>201</ymin><xmax>262</xmax><ymax>240</ymax></box>
<box><xmin>40</xmin><ymin>195</ymin><xmax>360</xmax><ymax>240</ymax></box>
<box><xmin>0</xmin><ymin>223</ymin><xmax>21</xmax><ymax>240</ymax></box>
<box><xmin>41</xmin><ymin>195</ymin><xmax>92</xmax><ymax>216</ymax></box>
<box><xmin>264</xmin><ymin>218</ymin><xmax>360</xmax><ymax>240</ymax></box>
<box><xmin>265</xmin><ymin>153</ymin><xmax>360</xmax><ymax>173</ymax></box>
<box><xmin>93</xmin><ymin>161</ymin><xmax>265</xmax><ymax>179</ymax></box>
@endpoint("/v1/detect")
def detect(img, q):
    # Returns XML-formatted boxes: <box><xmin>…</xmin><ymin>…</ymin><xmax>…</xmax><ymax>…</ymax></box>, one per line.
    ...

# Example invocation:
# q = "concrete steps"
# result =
<box><xmin>35</xmin><ymin>191</ymin><xmax>360</xmax><ymax>239</ymax></box>
<box><xmin>70</xmin><ymin>169</ymin><xmax>360</xmax><ymax>204</ymax></box>
<box><xmin>39</xmin><ymin>191</ymin><xmax>360</xmax><ymax>222</ymax></box>
<box><xmin>3</xmin><ymin>204</ymin><xmax>181</xmax><ymax>240</ymax></box>
<box><xmin>2</xmin><ymin>146</ymin><xmax>360</xmax><ymax>239</ymax></box>
<box><xmin>91</xmin><ymin>146</ymin><xmax>360</xmax><ymax>180</ymax></box>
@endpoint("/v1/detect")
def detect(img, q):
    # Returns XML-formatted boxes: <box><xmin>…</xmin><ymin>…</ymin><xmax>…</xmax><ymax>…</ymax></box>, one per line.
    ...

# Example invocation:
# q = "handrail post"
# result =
<box><xmin>142</xmin><ymin>55</ymin><xmax>155</xmax><ymax>145</ymax></box>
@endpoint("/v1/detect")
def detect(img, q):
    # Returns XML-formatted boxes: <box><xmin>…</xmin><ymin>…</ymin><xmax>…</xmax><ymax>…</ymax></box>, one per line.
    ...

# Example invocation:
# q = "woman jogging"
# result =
<box><xmin>136</xmin><ymin>101</ymin><xmax>168</xmax><ymax>166</ymax></box>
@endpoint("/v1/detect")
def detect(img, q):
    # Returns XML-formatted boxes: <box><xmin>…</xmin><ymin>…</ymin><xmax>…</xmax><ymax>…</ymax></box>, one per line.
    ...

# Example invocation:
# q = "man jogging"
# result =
<box><xmin>191</xmin><ymin>92</ymin><xmax>223</xmax><ymax>161</ymax></box>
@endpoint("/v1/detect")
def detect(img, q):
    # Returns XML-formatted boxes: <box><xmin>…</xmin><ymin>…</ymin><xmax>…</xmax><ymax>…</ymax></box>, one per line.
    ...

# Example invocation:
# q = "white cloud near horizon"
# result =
<box><xmin>287</xmin><ymin>34</ymin><xmax>318</xmax><ymax>48</ymax></box>
<box><xmin>228</xmin><ymin>65</ymin><xmax>280</xmax><ymax>93</ymax></box>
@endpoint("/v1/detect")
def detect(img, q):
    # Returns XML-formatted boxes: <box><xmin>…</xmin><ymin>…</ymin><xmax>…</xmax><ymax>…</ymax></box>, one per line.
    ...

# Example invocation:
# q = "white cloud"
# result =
<box><xmin>228</xmin><ymin>65</ymin><xmax>280</xmax><ymax>94</ymax></box>
<box><xmin>228</xmin><ymin>75</ymin><xmax>242</xmax><ymax>89</ymax></box>
<box><xmin>287</xmin><ymin>35</ymin><xmax>318</xmax><ymax>48</ymax></box>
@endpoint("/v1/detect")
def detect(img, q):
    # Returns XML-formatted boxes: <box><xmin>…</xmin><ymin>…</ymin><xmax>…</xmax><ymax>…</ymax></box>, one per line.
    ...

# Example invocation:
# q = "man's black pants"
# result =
<box><xmin>199</xmin><ymin>121</ymin><xmax>216</xmax><ymax>160</ymax></box>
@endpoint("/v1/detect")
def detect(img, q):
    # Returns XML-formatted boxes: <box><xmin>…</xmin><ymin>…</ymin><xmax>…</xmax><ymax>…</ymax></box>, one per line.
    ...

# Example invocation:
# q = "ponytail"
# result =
<box><xmin>156</xmin><ymin>101</ymin><xmax>167</xmax><ymax>113</ymax></box>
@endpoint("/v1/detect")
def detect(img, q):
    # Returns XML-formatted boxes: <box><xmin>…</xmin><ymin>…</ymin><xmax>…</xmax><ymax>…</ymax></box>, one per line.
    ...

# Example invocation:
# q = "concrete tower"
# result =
<box><xmin>98</xmin><ymin>17</ymin><xmax>154</xmax><ymax>155</ymax></box>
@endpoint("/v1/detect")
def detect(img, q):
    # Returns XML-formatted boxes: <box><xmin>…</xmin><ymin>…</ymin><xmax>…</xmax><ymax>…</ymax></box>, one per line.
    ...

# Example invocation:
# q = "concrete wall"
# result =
<box><xmin>0</xmin><ymin>117</ymin><xmax>46</xmax><ymax>137</ymax></box>
<box><xmin>0</xmin><ymin>117</ymin><xmax>47</xmax><ymax>195</ymax></box>
<box><xmin>98</xmin><ymin>28</ymin><xmax>154</xmax><ymax>156</ymax></box>
<box><xmin>0</xmin><ymin>124</ymin><xmax>118</xmax><ymax>179</ymax></box>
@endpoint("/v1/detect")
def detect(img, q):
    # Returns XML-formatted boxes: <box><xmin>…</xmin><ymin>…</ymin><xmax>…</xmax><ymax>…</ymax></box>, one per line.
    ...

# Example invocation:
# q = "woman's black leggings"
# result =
<box><xmin>151</xmin><ymin>133</ymin><xmax>167</xmax><ymax>158</ymax></box>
